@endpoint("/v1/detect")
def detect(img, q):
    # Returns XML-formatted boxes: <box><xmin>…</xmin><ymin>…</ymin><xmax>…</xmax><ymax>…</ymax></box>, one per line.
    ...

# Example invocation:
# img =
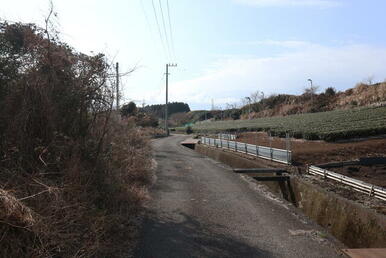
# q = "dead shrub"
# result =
<box><xmin>0</xmin><ymin>189</ymin><xmax>35</xmax><ymax>227</ymax></box>
<box><xmin>0</xmin><ymin>20</ymin><xmax>151</xmax><ymax>257</ymax></box>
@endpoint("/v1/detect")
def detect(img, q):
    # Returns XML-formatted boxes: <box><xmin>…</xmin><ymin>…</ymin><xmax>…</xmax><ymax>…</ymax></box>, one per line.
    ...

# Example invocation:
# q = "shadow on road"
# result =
<box><xmin>135</xmin><ymin>210</ymin><xmax>273</xmax><ymax>258</ymax></box>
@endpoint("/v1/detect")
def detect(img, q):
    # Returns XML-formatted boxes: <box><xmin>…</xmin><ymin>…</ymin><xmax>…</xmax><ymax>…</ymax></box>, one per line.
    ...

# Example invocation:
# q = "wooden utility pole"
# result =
<box><xmin>165</xmin><ymin>63</ymin><xmax>177</xmax><ymax>136</ymax></box>
<box><xmin>116</xmin><ymin>62</ymin><xmax>120</xmax><ymax>109</ymax></box>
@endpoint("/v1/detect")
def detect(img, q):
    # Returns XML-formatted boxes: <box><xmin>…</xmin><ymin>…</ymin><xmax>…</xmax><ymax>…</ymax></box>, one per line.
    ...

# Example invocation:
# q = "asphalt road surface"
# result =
<box><xmin>135</xmin><ymin>135</ymin><xmax>343</xmax><ymax>258</ymax></box>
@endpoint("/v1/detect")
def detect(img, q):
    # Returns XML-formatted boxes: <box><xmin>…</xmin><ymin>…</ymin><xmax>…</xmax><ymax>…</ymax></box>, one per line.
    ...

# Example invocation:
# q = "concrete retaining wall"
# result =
<box><xmin>195</xmin><ymin>144</ymin><xmax>386</xmax><ymax>248</ymax></box>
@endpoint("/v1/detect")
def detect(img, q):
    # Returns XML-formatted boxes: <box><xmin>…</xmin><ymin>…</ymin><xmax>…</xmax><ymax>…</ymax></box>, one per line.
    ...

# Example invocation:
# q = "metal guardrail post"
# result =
<box><xmin>285</xmin><ymin>132</ymin><xmax>291</xmax><ymax>164</ymax></box>
<box><xmin>270</xmin><ymin>148</ymin><xmax>273</xmax><ymax>161</ymax></box>
<box><xmin>287</xmin><ymin>151</ymin><xmax>290</xmax><ymax>165</ymax></box>
<box><xmin>369</xmin><ymin>186</ymin><xmax>374</xmax><ymax>197</ymax></box>
<box><xmin>245</xmin><ymin>143</ymin><xmax>247</xmax><ymax>154</ymax></box>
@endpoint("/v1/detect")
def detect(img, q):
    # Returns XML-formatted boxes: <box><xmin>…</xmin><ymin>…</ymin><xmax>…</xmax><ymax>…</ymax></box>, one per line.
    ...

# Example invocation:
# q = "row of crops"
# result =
<box><xmin>188</xmin><ymin>106</ymin><xmax>386</xmax><ymax>141</ymax></box>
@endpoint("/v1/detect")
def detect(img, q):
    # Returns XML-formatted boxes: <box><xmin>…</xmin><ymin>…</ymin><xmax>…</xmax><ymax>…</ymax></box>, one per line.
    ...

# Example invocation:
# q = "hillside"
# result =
<box><xmin>189</xmin><ymin>106</ymin><xmax>386</xmax><ymax>141</ymax></box>
<box><xmin>170</xmin><ymin>83</ymin><xmax>386</xmax><ymax>129</ymax></box>
<box><xmin>242</xmin><ymin>83</ymin><xmax>386</xmax><ymax>119</ymax></box>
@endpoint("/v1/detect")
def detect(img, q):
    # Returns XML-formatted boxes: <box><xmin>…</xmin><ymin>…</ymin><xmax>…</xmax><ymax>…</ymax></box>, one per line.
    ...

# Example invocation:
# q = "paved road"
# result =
<box><xmin>135</xmin><ymin>135</ymin><xmax>343</xmax><ymax>258</ymax></box>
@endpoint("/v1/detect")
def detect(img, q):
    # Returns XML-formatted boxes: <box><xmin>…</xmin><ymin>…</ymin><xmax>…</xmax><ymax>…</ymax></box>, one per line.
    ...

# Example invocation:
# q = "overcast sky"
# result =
<box><xmin>1</xmin><ymin>0</ymin><xmax>386</xmax><ymax>110</ymax></box>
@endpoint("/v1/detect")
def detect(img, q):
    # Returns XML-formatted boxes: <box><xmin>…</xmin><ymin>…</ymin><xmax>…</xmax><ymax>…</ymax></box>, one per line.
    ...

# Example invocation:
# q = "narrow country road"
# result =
<box><xmin>135</xmin><ymin>135</ymin><xmax>343</xmax><ymax>258</ymax></box>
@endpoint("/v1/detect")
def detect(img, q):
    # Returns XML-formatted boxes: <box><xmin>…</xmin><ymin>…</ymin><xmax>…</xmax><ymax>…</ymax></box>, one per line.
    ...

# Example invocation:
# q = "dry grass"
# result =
<box><xmin>335</xmin><ymin>82</ymin><xmax>386</xmax><ymax>108</ymax></box>
<box><xmin>0</xmin><ymin>20</ymin><xmax>152</xmax><ymax>257</ymax></box>
<box><xmin>0</xmin><ymin>189</ymin><xmax>35</xmax><ymax>227</ymax></box>
<box><xmin>0</xmin><ymin>121</ymin><xmax>152</xmax><ymax>257</ymax></box>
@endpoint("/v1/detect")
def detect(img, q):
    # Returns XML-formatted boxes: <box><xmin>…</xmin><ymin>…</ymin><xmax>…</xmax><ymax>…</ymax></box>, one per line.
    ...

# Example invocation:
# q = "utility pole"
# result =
<box><xmin>116</xmin><ymin>62</ymin><xmax>120</xmax><ymax>109</ymax></box>
<box><xmin>245</xmin><ymin>97</ymin><xmax>251</xmax><ymax>120</ymax></box>
<box><xmin>165</xmin><ymin>63</ymin><xmax>177</xmax><ymax>136</ymax></box>
<box><xmin>308</xmin><ymin>78</ymin><xmax>313</xmax><ymax>103</ymax></box>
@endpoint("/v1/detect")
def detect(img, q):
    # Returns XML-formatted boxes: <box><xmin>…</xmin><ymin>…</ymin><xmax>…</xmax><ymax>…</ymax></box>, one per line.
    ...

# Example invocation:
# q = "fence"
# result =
<box><xmin>217</xmin><ymin>133</ymin><xmax>236</xmax><ymax>140</ymax></box>
<box><xmin>308</xmin><ymin>166</ymin><xmax>386</xmax><ymax>201</ymax></box>
<box><xmin>201</xmin><ymin>137</ymin><xmax>291</xmax><ymax>165</ymax></box>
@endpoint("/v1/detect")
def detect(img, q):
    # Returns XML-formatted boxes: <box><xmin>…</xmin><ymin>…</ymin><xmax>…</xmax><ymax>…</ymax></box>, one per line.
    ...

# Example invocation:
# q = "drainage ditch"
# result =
<box><xmin>193</xmin><ymin>143</ymin><xmax>386</xmax><ymax>248</ymax></box>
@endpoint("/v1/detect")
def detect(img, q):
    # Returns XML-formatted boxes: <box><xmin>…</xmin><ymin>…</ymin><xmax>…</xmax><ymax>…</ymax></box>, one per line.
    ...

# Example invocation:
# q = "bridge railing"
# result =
<box><xmin>201</xmin><ymin>137</ymin><xmax>291</xmax><ymax>165</ymax></box>
<box><xmin>217</xmin><ymin>133</ymin><xmax>236</xmax><ymax>140</ymax></box>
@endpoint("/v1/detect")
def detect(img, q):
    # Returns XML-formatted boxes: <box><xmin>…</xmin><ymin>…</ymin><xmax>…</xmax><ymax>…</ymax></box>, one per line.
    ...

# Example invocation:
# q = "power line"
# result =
<box><xmin>158</xmin><ymin>0</ymin><xmax>172</xmax><ymax>60</ymax></box>
<box><xmin>151</xmin><ymin>0</ymin><xmax>168</xmax><ymax>59</ymax></box>
<box><xmin>166</xmin><ymin>0</ymin><xmax>176</xmax><ymax>59</ymax></box>
<box><xmin>140</xmin><ymin>0</ymin><xmax>154</xmax><ymax>38</ymax></box>
<box><xmin>140</xmin><ymin>0</ymin><xmax>164</xmax><ymax>59</ymax></box>
<box><xmin>107</xmin><ymin>67</ymin><xmax>136</xmax><ymax>78</ymax></box>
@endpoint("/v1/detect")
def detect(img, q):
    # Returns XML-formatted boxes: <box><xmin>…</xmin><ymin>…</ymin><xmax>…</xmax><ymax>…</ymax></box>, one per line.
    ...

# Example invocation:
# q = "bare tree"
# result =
<box><xmin>226</xmin><ymin>102</ymin><xmax>238</xmax><ymax>109</ymax></box>
<box><xmin>250</xmin><ymin>90</ymin><xmax>265</xmax><ymax>103</ymax></box>
<box><xmin>241</xmin><ymin>97</ymin><xmax>249</xmax><ymax>107</ymax></box>
<box><xmin>363</xmin><ymin>75</ymin><xmax>375</xmax><ymax>85</ymax></box>
<box><xmin>304</xmin><ymin>86</ymin><xmax>319</xmax><ymax>95</ymax></box>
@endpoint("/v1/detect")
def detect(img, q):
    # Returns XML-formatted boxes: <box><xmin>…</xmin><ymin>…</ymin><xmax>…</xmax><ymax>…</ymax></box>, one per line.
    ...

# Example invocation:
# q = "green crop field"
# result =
<box><xmin>189</xmin><ymin>106</ymin><xmax>386</xmax><ymax>141</ymax></box>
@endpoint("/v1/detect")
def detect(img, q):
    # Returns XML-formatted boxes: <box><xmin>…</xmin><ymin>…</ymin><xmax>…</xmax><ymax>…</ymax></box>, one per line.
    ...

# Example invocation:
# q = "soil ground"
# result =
<box><xmin>332</xmin><ymin>164</ymin><xmax>386</xmax><ymax>188</ymax></box>
<box><xmin>235</xmin><ymin>132</ymin><xmax>386</xmax><ymax>188</ymax></box>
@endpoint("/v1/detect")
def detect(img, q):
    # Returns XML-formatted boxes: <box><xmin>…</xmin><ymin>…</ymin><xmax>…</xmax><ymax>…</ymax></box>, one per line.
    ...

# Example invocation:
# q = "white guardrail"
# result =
<box><xmin>201</xmin><ymin>137</ymin><xmax>291</xmax><ymax>165</ymax></box>
<box><xmin>217</xmin><ymin>133</ymin><xmax>236</xmax><ymax>140</ymax></box>
<box><xmin>308</xmin><ymin>166</ymin><xmax>386</xmax><ymax>201</ymax></box>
